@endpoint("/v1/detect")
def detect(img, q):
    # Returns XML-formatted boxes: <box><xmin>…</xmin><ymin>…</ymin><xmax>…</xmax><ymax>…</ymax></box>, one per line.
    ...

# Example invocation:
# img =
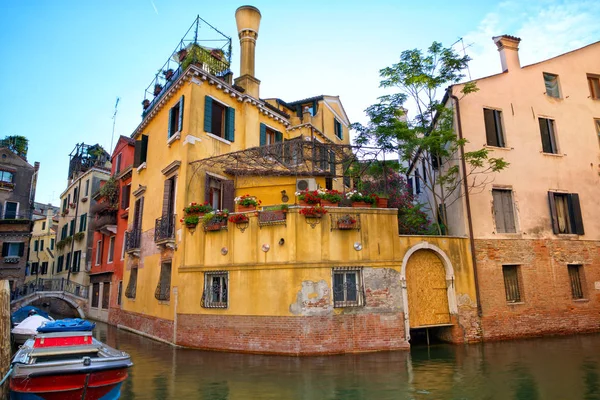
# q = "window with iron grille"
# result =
<box><xmin>203</xmin><ymin>271</ymin><xmax>228</xmax><ymax>308</ymax></box>
<box><xmin>125</xmin><ymin>267</ymin><xmax>138</xmax><ymax>299</ymax></box>
<box><xmin>502</xmin><ymin>265</ymin><xmax>521</xmax><ymax>303</ymax></box>
<box><xmin>567</xmin><ymin>264</ymin><xmax>584</xmax><ymax>300</ymax></box>
<box><xmin>332</xmin><ymin>268</ymin><xmax>363</xmax><ymax>307</ymax></box>
<box><xmin>91</xmin><ymin>283</ymin><xmax>100</xmax><ymax>308</ymax></box>
<box><xmin>155</xmin><ymin>261</ymin><xmax>172</xmax><ymax>301</ymax></box>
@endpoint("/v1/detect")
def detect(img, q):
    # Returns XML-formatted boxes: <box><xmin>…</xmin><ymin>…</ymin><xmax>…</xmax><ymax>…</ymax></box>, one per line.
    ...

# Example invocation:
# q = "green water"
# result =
<box><xmin>93</xmin><ymin>322</ymin><xmax>600</xmax><ymax>400</ymax></box>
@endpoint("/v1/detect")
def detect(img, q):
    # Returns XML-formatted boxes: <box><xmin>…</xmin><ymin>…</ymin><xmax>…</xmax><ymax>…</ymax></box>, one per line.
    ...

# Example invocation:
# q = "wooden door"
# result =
<box><xmin>406</xmin><ymin>250</ymin><xmax>451</xmax><ymax>328</ymax></box>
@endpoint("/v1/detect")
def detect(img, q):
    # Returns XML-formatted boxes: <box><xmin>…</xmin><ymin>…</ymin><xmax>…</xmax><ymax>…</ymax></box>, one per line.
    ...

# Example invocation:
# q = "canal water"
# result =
<box><xmin>93</xmin><ymin>322</ymin><xmax>600</xmax><ymax>400</ymax></box>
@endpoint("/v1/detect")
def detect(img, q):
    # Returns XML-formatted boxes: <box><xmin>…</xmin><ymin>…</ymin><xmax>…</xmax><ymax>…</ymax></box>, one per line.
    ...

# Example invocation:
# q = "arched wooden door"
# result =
<box><xmin>406</xmin><ymin>250</ymin><xmax>451</xmax><ymax>328</ymax></box>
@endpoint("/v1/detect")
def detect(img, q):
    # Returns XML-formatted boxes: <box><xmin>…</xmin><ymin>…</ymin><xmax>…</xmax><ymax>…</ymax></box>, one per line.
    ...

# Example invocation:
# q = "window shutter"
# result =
<box><xmin>539</xmin><ymin>119</ymin><xmax>552</xmax><ymax>153</ymax></box>
<box><xmin>484</xmin><ymin>109</ymin><xmax>498</xmax><ymax>147</ymax></box>
<box><xmin>141</xmin><ymin>135</ymin><xmax>149</xmax><ymax>164</ymax></box>
<box><xmin>494</xmin><ymin>111</ymin><xmax>505</xmax><ymax>148</ymax></box>
<box><xmin>225</xmin><ymin>107</ymin><xmax>235</xmax><ymax>142</ymax></box>
<box><xmin>502</xmin><ymin>191</ymin><xmax>516</xmax><ymax>233</ymax></box>
<box><xmin>260</xmin><ymin>123</ymin><xmax>266</xmax><ymax>146</ymax></box>
<box><xmin>204</xmin><ymin>173</ymin><xmax>212</xmax><ymax>204</ymax></box>
<box><xmin>548</xmin><ymin>192</ymin><xmax>559</xmax><ymax>234</ymax></box>
<box><xmin>133</xmin><ymin>140</ymin><xmax>142</xmax><ymax>168</ymax></box>
<box><xmin>168</xmin><ymin>106</ymin><xmax>174</xmax><ymax>138</ymax></box>
<box><xmin>2</xmin><ymin>243</ymin><xmax>8</xmax><ymax>257</ymax></box>
<box><xmin>162</xmin><ymin>179</ymin><xmax>173</xmax><ymax>217</ymax></box>
<box><xmin>568</xmin><ymin>193</ymin><xmax>585</xmax><ymax>235</ymax></box>
<box><xmin>178</xmin><ymin>95</ymin><xmax>185</xmax><ymax>133</ymax></box>
<box><xmin>121</xmin><ymin>186</ymin><xmax>128</xmax><ymax>209</ymax></box>
<box><xmin>222</xmin><ymin>180</ymin><xmax>235</xmax><ymax>212</ymax></box>
<box><xmin>204</xmin><ymin>96</ymin><xmax>213</xmax><ymax>133</ymax></box>
<box><xmin>18</xmin><ymin>242</ymin><xmax>24</xmax><ymax>257</ymax></box>
<box><xmin>70</xmin><ymin>220</ymin><xmax>75</xmax><ymax>236</ymax></box>
<box><xmin>275</xmin><ymin>131</ymin><xmax>283</xmax><ymax>143</ymax></box>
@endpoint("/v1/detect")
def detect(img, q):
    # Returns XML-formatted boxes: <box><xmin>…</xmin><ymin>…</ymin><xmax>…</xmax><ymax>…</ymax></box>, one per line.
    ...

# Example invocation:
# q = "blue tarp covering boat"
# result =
<box><xmin>37</xmin><ymin>318</ymin><xmax>96</xmax><ymax>333</ymax></box>
<box><xmin>11</xmin><ymin>306</ymin><xmax>51</xmax><ymax>326</ymax></box>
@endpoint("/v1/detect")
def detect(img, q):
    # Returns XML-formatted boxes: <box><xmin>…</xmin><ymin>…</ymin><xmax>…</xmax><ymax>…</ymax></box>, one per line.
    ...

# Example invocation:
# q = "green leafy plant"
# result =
<box><xmin>183</xmin><ymin>202</ymin><xmax>213</xmax><ymax>215</ymax></box>
<box><xmin>97</xmin><ymin>177</ymin><xmax>119</xmax><ymax>211</ymax></box>
<box><xmin>73</xmin><ymin>232</ymin><xmax>85</xmax><ymax>242</ymax></box>
<box><xmin>318</xmin><ymin>189</ymin><xmax>342</xmax><ymax>203</ymax></box>
<box><xmin>235</xmin><ymin>195</ymin><xmax>260</xmax><ymax>207</ymax></box>
<box><xmin>202</xmin><ymin>210</ymin><xmax>229</xmax><ymax>225</ymax></box>
<box><xmin>180</xmin><ymin>215</ymin><xmax>200</xmax><ymax>226</ymax></box>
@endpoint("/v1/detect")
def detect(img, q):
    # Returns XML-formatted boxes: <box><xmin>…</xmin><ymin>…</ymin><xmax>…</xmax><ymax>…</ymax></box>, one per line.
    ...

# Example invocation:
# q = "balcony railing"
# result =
<box><xmin>0</xmin><ymin>211</ymin><xmax>32</xmax><ymax>223</ymax></box>
<box><xmin>125</xmin><ymin>228</ymin><xmax>141</xmax><ymax>251</ymax></box>
<box><xmin>155</xmin><ymin>215</ymin><xmax>176</xmax><ymax>243</ymax></box>
<box><xmin>11</xmin><ymin>278</ymin><xmax>89</xmax><ymax>301</ymax></box>
<box><xmin>92</xmin><ymin>213</ymin><xmax>118</xmax><ymax>234</ymax></box>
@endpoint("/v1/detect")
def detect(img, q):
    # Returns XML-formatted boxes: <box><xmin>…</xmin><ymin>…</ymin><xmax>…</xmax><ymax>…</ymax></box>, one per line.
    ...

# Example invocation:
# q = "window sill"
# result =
<box><xmin>507</xmin><ymin>301</ymin><xmax>525</xmax><ymax>306</ymax></box>
<box><xmin>493</xmin><ymin>232</ymin><xmax>522</xmax><ymax>237</ymax></box>
<box><xmin>136</xmin><ymin>162</ymin><xmax>147</xmax><ymax>173</ymax></box>
<box><xmin>573</xmin><ymin>298</ymin><xmax>589</xmax><ymax>303</ymax></box>
<box><xmin>484</xmin><ymin>145</ymin><xmax>512</xmax><ymax>151</ymax></box>
<box><xmin>206</xmin><ymin>133</ymin><xmax>232</xmax><ymax>145</ymax></box>
<box><xmin>555</xmin><ymin>233</ymin><xmax>580</xmax><ymax>239</ymax></box>
<box><xmin>540</xmin><ymin>152</ymin><xmax>565</xmax><ymax>157</ymax></box>
<box><xmin>167</xmin><ymin>132</ymin><xmax>181</xmax><ymax>146</ymax></box>
<box><xmin>158</xmin><ymin>300</ymin><xmax>170</xmax><ymax>305</ymax></box>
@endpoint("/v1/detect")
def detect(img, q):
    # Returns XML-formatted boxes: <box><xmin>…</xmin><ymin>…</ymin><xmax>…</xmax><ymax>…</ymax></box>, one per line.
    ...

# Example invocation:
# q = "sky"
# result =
<box><xmin>0</xmin><ymin>0</ymin><xmax>598</xmax><ymax>207</ymax></box>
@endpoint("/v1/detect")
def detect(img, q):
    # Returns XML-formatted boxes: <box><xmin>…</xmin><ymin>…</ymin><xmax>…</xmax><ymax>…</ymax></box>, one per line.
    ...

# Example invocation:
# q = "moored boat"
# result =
<box><xmin>9</xmin><ymin>319</ymin><xmax>133</xmax><ymax>400</ymax></box>
<box><xmin>11</xmin><ymin>315</ymin><xmax>52</xmax><ymax>345</ymax></box>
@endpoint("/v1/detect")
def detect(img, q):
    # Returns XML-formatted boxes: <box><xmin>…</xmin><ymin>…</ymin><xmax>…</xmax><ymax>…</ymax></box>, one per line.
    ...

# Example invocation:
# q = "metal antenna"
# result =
<box><xmin>459</xmin><ymin>37</ymin><xmax>473</xmax><ymax>81</ymax></box>
<box><xmin>110</xmin><ymin>97</ymin><xmax>120</xmax><ymax>152</ymax></box>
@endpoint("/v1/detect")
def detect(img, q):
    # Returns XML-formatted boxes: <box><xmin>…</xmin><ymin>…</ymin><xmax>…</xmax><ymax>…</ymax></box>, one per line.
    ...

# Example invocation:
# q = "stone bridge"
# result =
<box><xmin>10</xmin><ymin>278</ymin><xmax>88</xmax><ymax>318</ymax></box>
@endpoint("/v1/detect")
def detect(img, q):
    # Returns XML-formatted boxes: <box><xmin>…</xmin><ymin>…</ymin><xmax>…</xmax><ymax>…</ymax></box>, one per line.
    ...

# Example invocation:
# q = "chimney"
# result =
<box><xmin>234</xmin><ymin>6</ymin><xmax>262</xmax><ymax>98</ymax></box>
<box><xmin>493</xmin><ymin>35</ymin><xmax>521</xmax><ymax>72</ymax></box>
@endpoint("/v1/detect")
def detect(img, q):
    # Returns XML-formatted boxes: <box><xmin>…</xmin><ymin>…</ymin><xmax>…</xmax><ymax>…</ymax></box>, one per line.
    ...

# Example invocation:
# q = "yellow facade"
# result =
<box><xmin>25</xmin><ymin>212</ymin><xmax>58</xmax><ymax>282</ymax></box>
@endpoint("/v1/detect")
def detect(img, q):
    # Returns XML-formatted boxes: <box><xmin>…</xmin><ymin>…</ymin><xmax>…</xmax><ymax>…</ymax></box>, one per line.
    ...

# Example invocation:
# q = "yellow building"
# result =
<box><xmin>25</xmin><ymin>208</ymin><xmax>58</xmax><ymax>283</ymax></box>
<box><xmin>119</xmin><ymin>6</ymin><xmax>480</xmax><ymax>354</ymax></box>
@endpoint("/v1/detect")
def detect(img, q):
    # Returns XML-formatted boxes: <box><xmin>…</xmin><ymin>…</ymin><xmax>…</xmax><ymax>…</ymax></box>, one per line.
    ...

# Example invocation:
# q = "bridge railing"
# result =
<box><xmin>11</xmin><ymin>278</ymin><xmax>89</xmax><ymax>301</ymax></box>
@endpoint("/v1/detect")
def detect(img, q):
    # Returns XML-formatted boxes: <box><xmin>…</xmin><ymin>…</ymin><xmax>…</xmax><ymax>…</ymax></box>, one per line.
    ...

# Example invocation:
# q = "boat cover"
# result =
<box><xmin>11</xmin><ymin>306</ymin><xmax>51</xmax><ymax>325</ymax></box>
<box><xmin>12</xmin><ymin>315</ymin><xmax>51</xmax><ymax>335</ymax></box>
<box><xmin>37</xmin><ymin>318</ymin><xmax>96</xmax><ymax>333</ymax></box>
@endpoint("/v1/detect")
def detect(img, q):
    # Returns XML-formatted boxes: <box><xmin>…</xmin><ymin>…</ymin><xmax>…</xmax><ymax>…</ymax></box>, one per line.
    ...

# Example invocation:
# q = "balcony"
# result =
<box><xmin>125</xmin><ymin>228</ymin><xmax>141</xmax><ymax>257</ymax></box>
<box><xmin>0</xmin><ymin>211</ymin><xmax>31</xmax><ymax>225</ymax></box>
<box><xmin>154</xmin><ymin>215</ymin><xmax>176</xmax><ymax>248</ymax></box>
<box><xmin>92</xmin><ymin>213</ymin><xmax>118</xmax><ymax>235</ymax></box>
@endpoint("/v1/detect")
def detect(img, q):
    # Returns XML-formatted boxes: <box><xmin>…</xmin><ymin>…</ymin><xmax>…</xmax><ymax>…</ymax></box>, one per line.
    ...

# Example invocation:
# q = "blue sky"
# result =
<box><xmin>0</xmin><ymin>1</ymin><xmax>598</xmax><ymax>206</ymax></box>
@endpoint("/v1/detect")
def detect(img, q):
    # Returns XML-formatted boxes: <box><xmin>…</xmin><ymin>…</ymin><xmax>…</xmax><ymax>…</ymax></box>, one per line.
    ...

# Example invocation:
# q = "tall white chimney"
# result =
<box><xmin>493</xmin><ymin>35</ymin><xmax>521</xmax><ymax>72</ymax></box>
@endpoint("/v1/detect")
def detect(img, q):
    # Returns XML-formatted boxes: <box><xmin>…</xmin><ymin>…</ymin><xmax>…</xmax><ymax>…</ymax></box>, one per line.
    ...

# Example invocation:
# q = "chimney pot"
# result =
<box><xmin>234</xmin><ymin>6</ymin><xmax>262</xmax><ymax>98</ymax></box>
<box><xmin>493</xmin><ymin>35</ymin><xmax>521</xmax><ymax>72</ymax></box>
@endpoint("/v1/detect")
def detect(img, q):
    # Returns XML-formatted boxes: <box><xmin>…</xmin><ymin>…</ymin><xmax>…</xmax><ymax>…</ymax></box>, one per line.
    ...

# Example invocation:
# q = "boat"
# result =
<box><xmin>9</xmin><ymin>319</ymin><xmax>133</xmax><ymax>400</ymax></box>
<box><xmin>11</xmin><ymin>314</ymin><xmax>52</xmax><ymax>345</ymax></box>
<box><xmin>11</xmin><ymin>306</ymin><xmax>51</xmax><ymax>327</ymax></box>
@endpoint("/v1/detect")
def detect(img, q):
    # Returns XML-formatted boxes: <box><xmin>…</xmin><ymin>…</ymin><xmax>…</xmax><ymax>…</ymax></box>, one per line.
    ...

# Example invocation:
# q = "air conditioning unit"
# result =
<box><xmin>296</xmin><ymin>178</ymin><xmax>317</xmax><ymax>192</ymax></box>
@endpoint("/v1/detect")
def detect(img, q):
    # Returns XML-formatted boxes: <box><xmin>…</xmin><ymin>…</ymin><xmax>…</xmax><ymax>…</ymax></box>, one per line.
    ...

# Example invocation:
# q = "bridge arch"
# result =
<box><xmin>11</xmin><ymin>292</ymin><xmax>86</xmax><ymax>319</ymax></box>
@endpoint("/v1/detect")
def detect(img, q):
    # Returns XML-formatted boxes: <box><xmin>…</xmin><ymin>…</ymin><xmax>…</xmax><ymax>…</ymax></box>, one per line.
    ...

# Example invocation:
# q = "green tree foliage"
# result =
<box><xmin>0</xmin><ymin>135</ymin><xmax>28</xmax><ymax>159</ymax></box>
<box><xmin>352</xmin><ymin>42</ymin><xmax>508</xmax><ymax>234</ymax></box>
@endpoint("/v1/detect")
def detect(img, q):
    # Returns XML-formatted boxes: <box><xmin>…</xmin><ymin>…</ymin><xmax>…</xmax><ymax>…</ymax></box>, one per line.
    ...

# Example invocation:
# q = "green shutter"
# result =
<box><xmin>1</xmin><ymin>243</ymin><xmax>7</xmax><ymax>257</ymax></box>
<box><xmin>260</xmin><ymin>123</ymin><xmax>266</xmax><ymax>146</ymax></box>
<box><xmin>204</xmin><ymin>96</ymin><xmax>213</xmax><ymax>133</ymax></box>
<box><xmin>168</xmin><ymin>106</ymin><xmax>173</xmax><ymax>138</ymax></box>
<box><xmin>225</xmin><ymin>107</ymin><xmax>235</xmax><ymax>142</ymax></box>
<box><xmin>18</xmin><ymin>243</ymin><xmax>24</xmax><ymax>257</ymax></box>
<box><xmin>141</xmin><ymin>135</ymin><xmax>148</xmax><ymax>163</ymax></box>
<box><xmin>275</xmin><ymin>131</ymin><xmax>283</xmax><ymax>143</ymax></box>
<box><xmin>178</xmin><ymin>95</ymin><xmax>185</xmax><ymax>133</ymax></box>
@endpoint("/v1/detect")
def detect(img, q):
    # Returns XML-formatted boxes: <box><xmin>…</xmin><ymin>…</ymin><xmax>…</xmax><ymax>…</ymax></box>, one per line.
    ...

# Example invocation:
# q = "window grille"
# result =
<box><xmin>502</xmin><ymin>265</ymin><xmax>521</xmax><ymax>303</ymax></box>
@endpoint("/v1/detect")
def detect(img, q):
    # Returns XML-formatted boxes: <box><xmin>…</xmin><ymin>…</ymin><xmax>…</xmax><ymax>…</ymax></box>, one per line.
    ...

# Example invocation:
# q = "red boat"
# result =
<box><xmin>9</xmin><ymin>319</ymin><xmax>132</xmax><ymax>400</ymax></box>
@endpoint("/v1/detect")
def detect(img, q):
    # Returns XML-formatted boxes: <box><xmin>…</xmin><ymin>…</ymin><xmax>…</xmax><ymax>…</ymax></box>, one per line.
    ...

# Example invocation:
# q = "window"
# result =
<box><xmin>34</xmin><ymin>240</ymin><xmax>39</xmax><ymax>251</ymax></box>
<box><xmin>65</xmin><ymin>252</ymin><xmax>71</xmax><ymax>270</ymax></box>
<box><xmin>203</xmin><ymin>271</ymin><xmax>228</xmax><ymax>308</ymax></box>
<box><xmin>62</xmin><ymin>198</ymin><xmax>68</xmax><ymax>213</ymax></box>
<box><xmin>69</xmin><ymin>219</ymin><xmax>75</xmax><ymax>236</ymax></box>
<box><xmin>50</xmin><ymin>238</ymin><xmax>55</xmax><ymax>250</ymax></box>
<box><xmin>333</xmin><ymin>268</ymin><xmax>363</xmax><ymax>307</ymax></box>
<box><xmin>79</xmin><ymin>214</ymin><xmax>87</xmax><ymax>232</ymax></box>
<box><xmin>61</xmin><ymin>224</ymin><xmax>68</xmax><ymax>240</ymax></box>
<box><xmin>95</xmin><ymin>240</ymin><xmax>102</xmax><ymax>265</ymax></box>
<box><xmin>125</xmin><ymin>267</ymin><xmax>138</xmax><ymax>299</ymax></box>
<box><xmin>492</xmin><ymin>189</ymin><xmax>517</xmax><ymax>233</ymax></box>
<box><xmin>57</xmin><ymin>255</ymin><xmax>64</xmax><ymax>273</ymax></box>
<box><xmin>0</xmin><ymin>170</ymin><xmax>13</xmax><ymax>183</ymax></box>
<box><xmin>121</xmin><ymin>185</ymin><xmax>131</xmax><ymax>210</ymax></box>
<box><xmin>548</xmin><ymin>192</ymin><xmax>584</xmax><ymax>235</ymax></box>
<box><xmin>84</xmin><ymin>179</ymin><xmax>89</xmax><ymax>196</ymax></box>
<box><xmin>415</xmin><ymin>170</ymin><xmax>421</xmax><ymax>195</ymax></box>
<box><xmin>73</xmin><ymin>187</ymin><xmax>78</xmax><ymax>203</ymax></box>
<box><xmin>538</xmin><ymin>118</ymin><xmax>558</xmax><ymax>154</ymax></box>
<box><xmin>40</xmin><ymin>240</ymin><xmax>44</xmax><ymax>251</ymax></box>
<box><xmin>259</xmin><ymin>123</ymin><xmax>282</xmax><ymax>146</ymax></box>
<box><xmin>543</xmin><ymin>72</ymin><xmax>560</xmax><ymax>98</ymax></box>
<box><xmin>155</xmin><ymin>261</ymin><xmax>172</xmax><ymax>301</ymax></box>
<box><xmin>121</xmin><ymin>235</ymin><xmax>126</xmax><ymax>260</ymax></box>
<box><xmin>42</xmin><ymin>221</ymin><xmax>46</xmax><ymax>230</ymax></box>
<box><xmin>168</xmin><ymin>96</ymin><xmax>184</xmax><ymax>138</ymax></box>
<box><xmin>115</xmin><ymin>153</ymin><xmax>122</xmax><ymax>174</ymax></box>
<box><xmin>2</xmin><ymin>242</ymin><xmax>24</xmax><ymax>258</ymax></box>
<box><xmin>102</xmin><ymin>282</ymin><xmax>110</xmax><ymax>309</ymax></box>
<box><xmin>72</xmin><ymin>250</ymin><xmax>81</xmax><ymax>272</ymax></box>
<box><xmin>107</xmin><ymin>236</ymin><xmax>115</xmax><ymax>263</ymax></box>
<box><xmin>31</xmin><ymin>262</ymin><xmax>38</xmax><ymax>275</ymax></box>
<box><xmin>568</xmin><ymin>265</ymin><xmax>584</xmax><ymax>300</ymax></box>
<box><xmin>117</xmin><ymin>281</ymin><xmax>123</xmax><ymax>306</ymax></box>
<box><xmin>91</xmin><ymin>283</ymin><xmax>100</xmax><ymax>308</ymax></box>
<box><xmin>595</xmin><ymin>119</ymin><xmax>600</xmax><ymax>148</ymax></box>
<box><xmin>334</xmin><ymin>118</ymin><xmax>343</xmax><ymax>140</ymax></box>
<box><xmin>205</xmin><ymin>175</ymin><xmax>234</xmax><ymax>212</ymax></box>
<box><xmin>41</xmin><ymin>262</ymin><xmax>48</xmax><ymax>275</ymax></box>
<box><xmin>483</xmin><ymin>108</ymin><xmax>505</xmax><ymax>147</ymax></box>
<box><xmin>502</xmin><ymin>265</ymin><xmax>521</xmax><ymax>303</ymax></box>
<box><xmin>204</xmin><ymin>96</ymin><xmax>235</xmax><ymax>141</ymax></box>
<box><xmin>588</xmin><ymin>74</ymin><xmax>600</xmax><ymax>100</ymax></box>
<box><xmin>4</xmin><ymin>201</ymin><xmax>18</xmax><ymax>219</ymax></box>
<box><xmin>133</xmin><ymin>134</ymin><xmax>149</xmax><ymax>167</ymax></box>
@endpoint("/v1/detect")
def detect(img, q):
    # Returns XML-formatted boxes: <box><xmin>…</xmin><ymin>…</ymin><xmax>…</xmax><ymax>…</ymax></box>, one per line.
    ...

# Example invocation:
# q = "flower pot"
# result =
<box><xmin>177</xmin><ymin>49</ymin><xmax>188</xmax><ymax>63</ymax></box>
<box><xmin>205</xmin><ymin>223</ymin><xmax>222</xmax><ymax>231</ymax></box>
<box><xmin>154</xmin><ymin>84</ymin><xmax>163</xmax><ymax>96</ymax></box>
<box><xmin>187</xmin><ymin>212</ymin><xmax>205</xmax><ymax>218</ymax></box>
<box><xmin>185</xmin><ymin>223</ymin><xmax>198</xmax><ymax>229</ymax></box>
<box><xmin>320</xmin><ymin>200</ymin><xmax>339</xmax><ymax>207</ymax></box>
<box><xmin>352</xmin><ymin>201</ymin><xmax>371</xmax><ymax>208</ymax></box>
<box><xmin>299</xmin><ymin>200</ymin><xmax>319</xmax><ymax>206</ymax></box>
<box><xmin>337</xmin><ymin>221</ymin><xmax>355</xmax><ymax>230</ymax></box>
<box><xmin>142</xmin><ymin>99</ymin><xmax>150</xmax><ymax>110</ymax></box>
<box><xmin>237</xmin><ymin>205</ymin><xmax>256</xmax><ymax>213</ymax></box>
<box><xmin>376</xmin><ymin>198</ymin><xmax>389</xmax><ymax>208</ymax></box>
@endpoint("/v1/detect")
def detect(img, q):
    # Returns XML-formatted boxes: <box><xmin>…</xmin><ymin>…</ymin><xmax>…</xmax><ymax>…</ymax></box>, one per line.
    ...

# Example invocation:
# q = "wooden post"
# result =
<box><xmin>0</xmin><ymin>280</ymin><xmax>11</xmax><ymax>398</ymax></box>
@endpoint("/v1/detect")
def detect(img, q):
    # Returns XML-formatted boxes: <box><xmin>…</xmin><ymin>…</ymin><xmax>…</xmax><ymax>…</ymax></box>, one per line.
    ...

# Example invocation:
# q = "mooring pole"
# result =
<box><xmin>426</xmin><ymin>328</ymin><xmax>430</xmax><ymax>347</ymax></box>
<box><xmin>0</xmin><ymin>280</ymin><xmax>11</xmax><ymax>398</ymax></box>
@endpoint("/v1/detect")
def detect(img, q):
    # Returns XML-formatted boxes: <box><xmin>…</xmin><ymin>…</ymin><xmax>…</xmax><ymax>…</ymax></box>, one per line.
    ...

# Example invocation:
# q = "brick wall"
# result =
<box><xmin>475</xmin><ymin>238</ymin><xmax>600</xmax><ymax>340</ymax></box>
<box><xmin>119</xmin><ymin>309</ymin><xmax>173</xmax><ymax>342</ymax></box>
<box><xmin>176</xmin><ymin>313</ymin><xmax>408</xmax><ymax>355</ymax></box>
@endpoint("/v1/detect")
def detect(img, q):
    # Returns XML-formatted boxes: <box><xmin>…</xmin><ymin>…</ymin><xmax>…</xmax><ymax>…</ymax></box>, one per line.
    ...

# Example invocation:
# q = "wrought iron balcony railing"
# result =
<box><xmin>125</xmin><ymin>228</ymin><xmax>141</xmax><ymax>251</ymax></box>
<box><xmin>155</xmin><ymin>215</ymin><xmax>176</xmax><ymax>243</ymax></box>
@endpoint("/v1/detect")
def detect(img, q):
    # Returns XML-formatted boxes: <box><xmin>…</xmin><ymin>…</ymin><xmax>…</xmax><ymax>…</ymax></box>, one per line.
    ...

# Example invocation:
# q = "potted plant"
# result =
<box><xmin>210</xmin><ymin>49</ymin><xmax>224</xmax><ymax>61</ymax></box>
<box><xmin>299</xmin><ymin>205</ymin><xmax>328</xmax><ymax>218</ymax></box>
<box><xmin>337</xmin><ymin>215</ymin><xmax>357</xmax><ymax>230</ymax></box>
<box><xmin>73</xmin><ymin>232</ymin><xmax>85</xmax><ymax>242</ymax></box>
<box><xmin>229</xmin><ymin>213</ymin><xmax>249</xmax><ymax>224</ymax></box>
<box><xmin>235</xmin><ymin>194</ymin><xmax>260</xmax><ymax>212</ymax></box>
<box><xmin>180</xmin><ymin>214</ymin><xmax>200</xmax><ymax>229</ymax></box>
<box><xmin>346</xmin><ymin>191</ymin><xmax>375</xmax><ymax>208</ymax></box>
<box><xmin>374</xmin><ymin>194</ymin><xmax>389</xmax><ymax>208</ymax></box>
<box><xmin>69</xmin><ymin>202</ymin><xmax>76</xmax><ymax>209</ymax></box>
<box><xmin>142</xmin><ymin>99</ymin><xmax>150</xmax><ymax>110</ymax></box>
<box><xmin>183</xmin><ymin>202</ymin><xmax>213</xmax><ymax>217</ymax></box>
<box><xmin>177</xmin><ymin>48</ymin><xmax>188</xmax><ymax>63</ymax></box>
<box><xmin>153</xmin><ymin>84</ymin><xmax>163</xmax><ymax>96</ymax></box>
<box><xmin>318</xmin><ymin>189</ymin><xmax>342</xmax><ymax>207</ymax></box>
<box><xmin>162</xmin><ymin>69</ymin><xmax>174</xmax><ymax>81</ymax></box>
<box><xmin>295</xmin><ymin>190</ymin><xmax>320</xmax><ymax>206</ymax></box>
<box><xmin>202</xmin><ymin>210</ymin><xmax>229</xmax><ymax>231</ymax></box>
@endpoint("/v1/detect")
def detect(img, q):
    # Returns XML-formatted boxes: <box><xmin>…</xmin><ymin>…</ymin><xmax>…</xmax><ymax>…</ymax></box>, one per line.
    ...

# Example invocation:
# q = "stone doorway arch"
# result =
<box><xmin>400</xmin><ymin>242</ymin><xmax>458</xmax><ymax>341</ymax></box>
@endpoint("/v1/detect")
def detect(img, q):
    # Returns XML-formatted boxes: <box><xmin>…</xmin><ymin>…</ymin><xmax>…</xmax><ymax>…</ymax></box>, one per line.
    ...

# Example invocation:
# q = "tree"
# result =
<box><xmin>353</xmin><ymin>42</ymin><xmax>508</xmax><ymax>235</ymax></box>
<box><xmin>0</xmin><ymin>135</ymin><xmax>28</xmax><ymax>159</ymax></box>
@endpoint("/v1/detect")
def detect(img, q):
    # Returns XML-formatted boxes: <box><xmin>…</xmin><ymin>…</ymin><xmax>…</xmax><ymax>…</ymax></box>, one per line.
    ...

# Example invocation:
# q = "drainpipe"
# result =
<box><xmin>450</xmin><ymin>92</ymin><xmax>483</xmax><ymax>317</ymax></box>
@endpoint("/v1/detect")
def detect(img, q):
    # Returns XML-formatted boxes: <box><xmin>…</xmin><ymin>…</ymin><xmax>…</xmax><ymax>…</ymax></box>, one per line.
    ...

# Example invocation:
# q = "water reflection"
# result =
<box><xmin>92</xmin><ymin>322</ymin><xmax>600</xmax><ymax>400</ymax></box>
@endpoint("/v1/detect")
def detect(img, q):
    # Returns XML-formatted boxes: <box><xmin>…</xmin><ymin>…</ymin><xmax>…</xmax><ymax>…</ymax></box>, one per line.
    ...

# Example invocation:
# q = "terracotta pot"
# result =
<box><xmin>376</xmin><ymin>198</ymin><xmax>389</xmax><ymax>208</ymax></box>
<box><xmin>352</xmin><ymin>201</ymin><xmax>371</xmax><ymax>208</ymax></box>
<box><xmin>299</xmin><ymin>199</ymin><xmax>319</xmax><ymax>206</ymax></box>
<box><xmin>320</xmin><ymin>200</ymin><xmax>339</xmax><ymax>207</ymax></box>
<box><xmin>337</xmin><ymin>221</ymin><xmax>355</xmax><ymax>230</ymax></box>
<box><xmin>185</xmin><ymin>223</ymin><xmax>198</xmax><ymax>229</ymax></box>
<box><xmin>187</xmin><ymin>212</ymin><xmax>205</xmax><ymax>218</ymax></box>
<box><xmin>205</xmin><ymin>223</ymin><xmax>222</xmax><ymax>231</ymax></box>
<box><xmin>237</xmin><ymin>205</ymin><xmax>256</xmax><ymax>213</ymax></box>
